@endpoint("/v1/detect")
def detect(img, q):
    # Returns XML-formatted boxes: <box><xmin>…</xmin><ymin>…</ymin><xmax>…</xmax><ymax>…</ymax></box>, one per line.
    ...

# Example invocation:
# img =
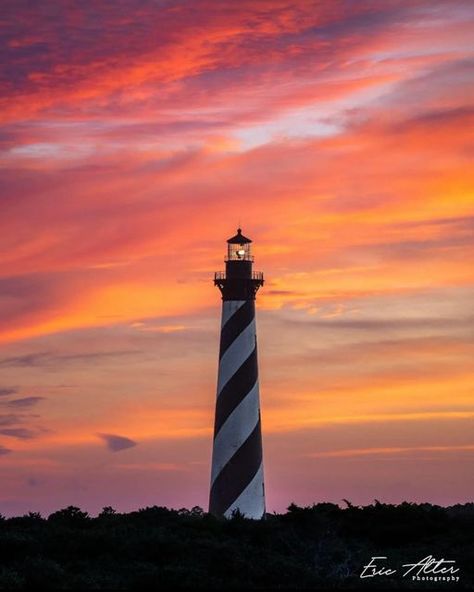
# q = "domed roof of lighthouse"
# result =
<box><xmin>227</xmin><ymin>228</ymin><xmax>252</xmax><ymax>244</ymax></box>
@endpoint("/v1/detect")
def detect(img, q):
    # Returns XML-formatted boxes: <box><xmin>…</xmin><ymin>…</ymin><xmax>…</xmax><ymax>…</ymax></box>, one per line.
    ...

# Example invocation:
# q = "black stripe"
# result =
<box><xmin>209</xmin><ymin>419</ymin><xmax>263</xmax><ymax>517</ymax></box>
<box><xmin>219</xmin><ymin>300</ymin><xmax>254</xmax><ymax>359</ymax></box>
<box><xmin>214</xmin><ymin>348</ymin><xmax>258</xmax><ymax>437</ymax></box>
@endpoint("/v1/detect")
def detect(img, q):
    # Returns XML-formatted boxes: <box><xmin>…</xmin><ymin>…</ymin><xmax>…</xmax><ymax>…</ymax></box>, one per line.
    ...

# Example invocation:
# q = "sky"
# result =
<box><xmin>0</xmin><ymin>0</ymin><xmax>473</xmax><ymax>517</ymax></box>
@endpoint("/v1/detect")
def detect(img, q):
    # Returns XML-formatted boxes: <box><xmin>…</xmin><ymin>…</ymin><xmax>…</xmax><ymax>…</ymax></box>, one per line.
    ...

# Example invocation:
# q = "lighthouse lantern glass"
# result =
<box><xmin>228</xmin><ymin>242</ymin><xmax>251</xmax><ymax>261</ymax></box>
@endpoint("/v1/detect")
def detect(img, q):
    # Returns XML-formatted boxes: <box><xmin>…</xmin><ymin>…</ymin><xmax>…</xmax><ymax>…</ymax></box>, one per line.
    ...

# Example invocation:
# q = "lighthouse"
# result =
<box><xmin>209</xmin><ymin>228</ymin><xmax>265</xmax><ymax>519</ymax></box>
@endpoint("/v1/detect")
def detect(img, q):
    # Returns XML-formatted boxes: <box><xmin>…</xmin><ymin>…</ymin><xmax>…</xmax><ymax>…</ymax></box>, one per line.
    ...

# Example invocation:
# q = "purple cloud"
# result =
<box><xmin>0</xmin><ymin>427</ymin><xmax>39</xmax><ymax>439</ymax></box>
<box><xmin>0</xmin><ymin>388</ymin><xmax>17</xmax><ymax>397</ymax></box>
<box><xmin>98</xmin><ymin>433</ymin><xmax>137</xmax><ymax>452</ymax></box>
<box><xmin>6</xmin><ymin>396</ymin><xmax>45</xmax><ymax>408</ymax></box>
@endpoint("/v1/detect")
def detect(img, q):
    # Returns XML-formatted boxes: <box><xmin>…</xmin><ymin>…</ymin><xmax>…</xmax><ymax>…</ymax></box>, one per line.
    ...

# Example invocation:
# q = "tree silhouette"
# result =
<box><xmin>0</xmin><ymin>502</ymin><xmax>471</xmax><ymax>589</ymax></box>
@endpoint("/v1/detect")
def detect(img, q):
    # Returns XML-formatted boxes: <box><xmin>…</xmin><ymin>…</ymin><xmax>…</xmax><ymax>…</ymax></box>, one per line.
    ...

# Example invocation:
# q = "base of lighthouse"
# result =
<box><xmin>209</xmin><ymin>298</ymin><xmax>265</xmax><ymax>519</ymax></box>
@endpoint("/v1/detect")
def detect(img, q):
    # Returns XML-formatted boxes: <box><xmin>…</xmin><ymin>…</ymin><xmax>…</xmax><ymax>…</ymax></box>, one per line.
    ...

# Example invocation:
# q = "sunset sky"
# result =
<box><xmin>1</xmin><ymin>0</ymin><xmax>473</xmax><ymax>517</ymax></box>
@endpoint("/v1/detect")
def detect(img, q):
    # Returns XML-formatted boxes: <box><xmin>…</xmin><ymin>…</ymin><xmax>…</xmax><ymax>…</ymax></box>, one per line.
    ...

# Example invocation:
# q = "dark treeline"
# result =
<box><xmin>0</xmin><ymin>501</ymin><xmax>473</xmax><ymax>589</ymax></box>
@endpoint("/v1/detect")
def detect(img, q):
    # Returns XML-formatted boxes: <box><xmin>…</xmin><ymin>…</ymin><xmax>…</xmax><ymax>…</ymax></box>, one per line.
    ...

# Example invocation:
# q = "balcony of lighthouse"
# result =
<box><xmin>214</xmin><ymin>270</ymin><xmax>264</xmax><ymax>282</ymax></box>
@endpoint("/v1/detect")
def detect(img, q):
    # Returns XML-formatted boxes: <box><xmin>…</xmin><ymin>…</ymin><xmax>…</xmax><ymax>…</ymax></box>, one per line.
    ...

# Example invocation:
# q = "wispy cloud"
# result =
<box><xmin>0</xmin><ymin>388</ymin><xmax>17</xmax><ymax>397</ymax></box>
<box><xmin>307</xmin><ymin>444</ymin><xmax>474</xmax><ymax>459</ymax></box>
<box><xmin>0</xmin><ymin>445</ymin><xmax>12</xmax><ymax>455</ymax></box>
<box><xmin>0</xmin><ymin>427</ymin><xmax>42</xmax><ymax>440</ymax></box>
<box><xmin>5</xmin><ymin>396</ymin><xmax>45</xmax><ymax>408</ymax></box>
<box><xmin>0</xmin><ymin>350</ymin><xmax>142</xmax><ymax>367</ymax></box>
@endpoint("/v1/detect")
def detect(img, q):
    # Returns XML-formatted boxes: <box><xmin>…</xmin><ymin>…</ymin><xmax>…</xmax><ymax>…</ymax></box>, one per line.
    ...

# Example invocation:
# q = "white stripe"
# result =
<box><xmin>211</xmin><ymin>381</ymin><xmax>260</xmax><ymax>485</ymax></box>
<box><xmin>221</xmin><ymin>300</ymin><xmax>246</xmax><ymax>327</ymax></box>
<box><xmin>217</xmin><ymin>319</ymin><xmax>255</xmax><ymax>394</ymax></box>
<box><xmin>224</xmin><ymin>462</ymin><xmax>265</xmax><ymax>519</ymax></box>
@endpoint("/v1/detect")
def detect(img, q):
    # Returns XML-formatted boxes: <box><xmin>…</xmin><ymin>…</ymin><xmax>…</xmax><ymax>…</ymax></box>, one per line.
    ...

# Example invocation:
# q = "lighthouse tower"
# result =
<box><xmin>209</xmin><ymin>228</ymin><xmax>265</xmax><ymax>519</ymax></box>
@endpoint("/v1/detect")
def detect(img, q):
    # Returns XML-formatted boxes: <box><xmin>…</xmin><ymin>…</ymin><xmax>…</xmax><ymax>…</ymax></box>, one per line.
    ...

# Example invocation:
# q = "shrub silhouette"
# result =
<box><xmin>0</xmin><ymin>502</ymin><xmax>471</xmax><ymax>589</ymax></box>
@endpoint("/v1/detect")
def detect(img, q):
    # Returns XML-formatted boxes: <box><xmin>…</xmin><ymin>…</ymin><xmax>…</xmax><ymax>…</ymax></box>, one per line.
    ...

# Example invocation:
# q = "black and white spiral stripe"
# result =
<box><xmin>209</xmin><ymin>299</ymin><xmax>265</xmax><ymax>518</ymax></box>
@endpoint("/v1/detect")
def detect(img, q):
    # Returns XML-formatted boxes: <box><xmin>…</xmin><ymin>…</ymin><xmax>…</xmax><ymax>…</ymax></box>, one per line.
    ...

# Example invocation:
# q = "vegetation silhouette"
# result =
<box><xmin>0</xmin><ymin>501</ymin><xmax>472</xmax><ymax>589</ymax></box>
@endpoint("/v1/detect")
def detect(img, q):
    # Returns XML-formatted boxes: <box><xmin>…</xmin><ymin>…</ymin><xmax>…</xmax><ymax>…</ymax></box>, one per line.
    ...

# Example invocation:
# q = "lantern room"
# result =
<box><xmin>215</xmin><ymin>227</ymin><xmax>264</xmax><ymax>298</ymax></box>
<box><xmin>226</xmin><ymin>228</ymin><xmax>253</xmax><ymax>261</ymax></box>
